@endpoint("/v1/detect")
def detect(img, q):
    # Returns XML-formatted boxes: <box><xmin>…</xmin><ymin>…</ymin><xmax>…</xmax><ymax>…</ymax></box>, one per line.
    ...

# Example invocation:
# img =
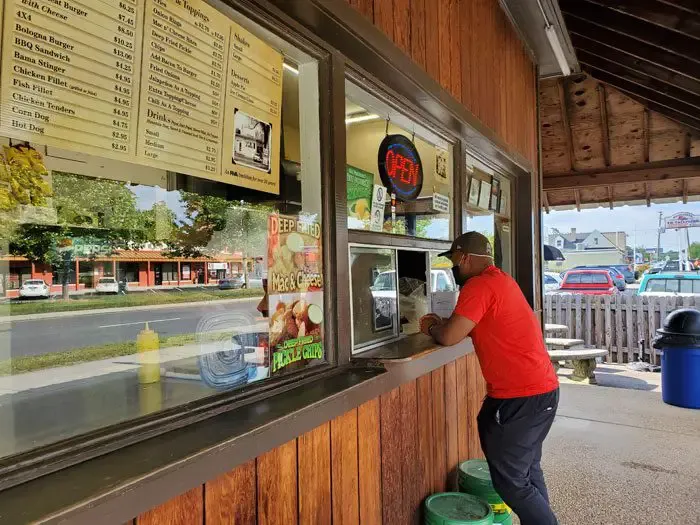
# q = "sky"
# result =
<box><xmin>543</xmin><ymin>201</ymin><xmax>700</xmax><ymax>251</ymax></box>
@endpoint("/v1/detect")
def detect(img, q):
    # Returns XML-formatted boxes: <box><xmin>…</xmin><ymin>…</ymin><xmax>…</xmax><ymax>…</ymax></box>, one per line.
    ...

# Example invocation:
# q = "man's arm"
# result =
<box><xmin>423</xmin><ymin>313</ymin><xmax>476</xmax><ymax>346</ymax></box>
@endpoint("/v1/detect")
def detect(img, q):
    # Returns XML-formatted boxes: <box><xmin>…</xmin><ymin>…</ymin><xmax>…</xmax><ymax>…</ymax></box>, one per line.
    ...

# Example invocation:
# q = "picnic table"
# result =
<box><xmin>545</xmin><ymin>337</ymin><xmax>584</xmax><ymax>349</ymax></box>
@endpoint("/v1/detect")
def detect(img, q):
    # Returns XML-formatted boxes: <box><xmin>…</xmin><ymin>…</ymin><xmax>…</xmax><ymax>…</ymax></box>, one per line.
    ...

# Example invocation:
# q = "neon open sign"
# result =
<box><xmin>377</xmin><ymin>134</ymin><xmax>423</xmax><ymax>201</ymax></box>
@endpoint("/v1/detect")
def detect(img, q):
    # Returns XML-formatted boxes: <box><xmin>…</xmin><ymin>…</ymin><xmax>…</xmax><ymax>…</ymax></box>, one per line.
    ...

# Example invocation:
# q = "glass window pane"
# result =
<box><xmin>345</xmin><ymin>82</ymin><xmax>453</xmax><ymax>241</ymax></box>
<box><xmin>592</xmin><ymin>274</ymin><xmax>609</xmax><ymax>284</ymax></box>
<box><xmin>693</xmin><ymin>281</ymin><xmax>700</xmax><ymax>294</ymax></box>
<box><xmin>666</xmin><ymin>279</ymin><xmax>680</xmax><ymax>293</ymax></box>
<box><xmin>680</xmin><ymin>279</ymin><xmax>693</xmax><ymax>294</ymax></box>
<box><xmin>565</xmin><ymin>274</ymin><xmax>581</xmax><ymax>284</ymax></box>
<box><xmin>350</xmin><ymin>247</ymin><xmax>398</xmax><ymax>348</ymax></box>
<box><xmin>0</xmin><ymin>4</ymin><xmax>325</xmax><ymax>461</ymax></box>
<box><xmin>647</xmin><ymin>279</ymin><xmax>666</xmax><ymax>292</ymax></box>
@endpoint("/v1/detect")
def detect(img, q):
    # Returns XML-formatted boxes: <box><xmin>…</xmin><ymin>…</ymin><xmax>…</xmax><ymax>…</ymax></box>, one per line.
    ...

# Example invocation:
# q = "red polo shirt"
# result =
<box><xmin>454</xmin><ymin>266</ymin><xmax>558</xmax><ymax>399</ymax></box>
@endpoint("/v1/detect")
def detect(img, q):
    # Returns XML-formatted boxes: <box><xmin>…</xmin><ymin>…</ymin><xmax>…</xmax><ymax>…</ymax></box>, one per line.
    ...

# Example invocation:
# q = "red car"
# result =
<box><xmin>559</xmin><ymin>270</ymin><xmax>619</xmax><ymax>295</ymax></box>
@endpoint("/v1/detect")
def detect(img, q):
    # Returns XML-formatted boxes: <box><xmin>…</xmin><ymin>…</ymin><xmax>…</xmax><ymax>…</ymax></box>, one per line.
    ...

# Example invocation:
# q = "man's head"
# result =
<box><xmin>439</xmin><ymin>231</ymin><xmax>494</xmax><ymax>286</ymax></box>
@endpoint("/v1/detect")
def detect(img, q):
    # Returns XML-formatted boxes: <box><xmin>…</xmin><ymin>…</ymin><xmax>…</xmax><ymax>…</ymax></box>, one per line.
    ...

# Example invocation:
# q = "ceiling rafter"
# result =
<box><xmin>560</xmin><ymin>0</ymin><xmax>699</xmax><ymax>62</ymax></box>
<box><xmin>643</xmin><ymin>108</ymin><xmax>650</xmax><ymax>163</ymax></box>
<box><xmin>597</xmin><ymin>83</ymin><xmax>611</xmax><ymax>166</ymax></box>
<box><xmin>558</xmin><ymin>79</ymin><xmax>576</xmax><ymax>171</ymax></box>
<box><xmin>588</xmin><ymin>0</ymin><xmax>700</xmax><ymax>39</ymax></box>
<box><xmin>543</xmin><ymin>157</ymin><xmax>700</xmax><ymax>190</ymax></box>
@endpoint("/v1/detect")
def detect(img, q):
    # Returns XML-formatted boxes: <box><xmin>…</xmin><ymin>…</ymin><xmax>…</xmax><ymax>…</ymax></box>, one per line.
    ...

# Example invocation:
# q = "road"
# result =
<box><xmin>7</xmin><ymin>299</ymin><xmax>261</xmax><ymax>357</ymax></box>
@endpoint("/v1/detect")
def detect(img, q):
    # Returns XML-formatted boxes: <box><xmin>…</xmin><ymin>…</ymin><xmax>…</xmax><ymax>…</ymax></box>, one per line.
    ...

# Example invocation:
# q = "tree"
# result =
<box><xmin>689</xmin><ymin>242</ymin><xmax>700</xmax><ymax>260</ymax></box>
<box><xmin>167</xmin><ymin>192</ymin><xmax>272</xmax><ymax>282</ymax></box>
<box><xmin>7</xmin><ymin>171</ymin><xmax>168</xmax><ymax>298</ymax></box>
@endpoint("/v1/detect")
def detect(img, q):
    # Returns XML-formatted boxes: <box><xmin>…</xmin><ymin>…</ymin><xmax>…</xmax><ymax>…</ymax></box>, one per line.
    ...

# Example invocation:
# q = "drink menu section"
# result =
<box><xmin>137</xmin><ymin>0</ymin><xmax>228</xmax><ymax>179</ymax></box>
<box><xmin>0</xmin><ymin>0</ymin><xmax>143</xmax><ymax>159</ymax></box>
<box><xmin>0</xmin><ymin>0</ymin><xmax>285</xmax><ymax>194</ymax></box>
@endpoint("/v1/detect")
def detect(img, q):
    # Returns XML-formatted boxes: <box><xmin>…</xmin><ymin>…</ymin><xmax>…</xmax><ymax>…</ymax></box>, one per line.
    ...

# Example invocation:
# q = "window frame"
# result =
<box><xmin>0</xmin><ymin>0</ymin><xmax>341</xmax><ymax>492</ymax></box>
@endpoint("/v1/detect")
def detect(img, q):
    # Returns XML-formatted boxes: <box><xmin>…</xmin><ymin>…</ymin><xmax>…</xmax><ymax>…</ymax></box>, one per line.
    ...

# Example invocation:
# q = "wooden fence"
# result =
<box><xmin>543</xmin><ymin>294</ymin><xmax>700</xmax><ymax>364</ymax></box>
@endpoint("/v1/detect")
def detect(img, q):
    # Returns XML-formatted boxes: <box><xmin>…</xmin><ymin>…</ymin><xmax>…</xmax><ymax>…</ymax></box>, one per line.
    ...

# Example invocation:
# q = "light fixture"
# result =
<box><xmin>537</xmin><ymin>0</ymin><xmax>571</xmax><ymax>77</ymax></box>
<box><xmin>283</xmin><ymin>63</ymin><xmax>299</xmax><ymax>75</ymax></box>
<box><xmin>545</xmin><ymin>25</ymin><xmax>571</xmax><ymax>77</ymax></box>
<box><xmin>345</xmin><ymin>113</ymin><xmax>380</xmax><ymax>125</ymax></box>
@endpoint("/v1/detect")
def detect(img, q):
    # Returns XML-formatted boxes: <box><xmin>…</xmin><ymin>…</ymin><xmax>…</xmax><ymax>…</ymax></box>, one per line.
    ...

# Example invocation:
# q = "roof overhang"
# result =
<box><xmin>499</xmin><ymin>0</ymin><xmax>580</xmax><ymax>78</ymax></box>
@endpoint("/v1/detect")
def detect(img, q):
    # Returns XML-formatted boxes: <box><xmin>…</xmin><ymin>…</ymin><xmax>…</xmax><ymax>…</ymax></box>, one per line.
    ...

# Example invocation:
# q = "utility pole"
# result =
<box><xmin>656</xmin><ymin>212</ymin><xmax>663</xmax><ymax>263</ymax></box>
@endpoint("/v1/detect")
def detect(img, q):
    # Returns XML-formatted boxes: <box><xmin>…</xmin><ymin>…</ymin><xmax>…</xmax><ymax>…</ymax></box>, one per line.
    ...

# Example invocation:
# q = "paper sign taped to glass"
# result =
<box><xmin>267</xmin><ymin>213</ymin><xmax>324</xmax><ymax>374</ymax></box>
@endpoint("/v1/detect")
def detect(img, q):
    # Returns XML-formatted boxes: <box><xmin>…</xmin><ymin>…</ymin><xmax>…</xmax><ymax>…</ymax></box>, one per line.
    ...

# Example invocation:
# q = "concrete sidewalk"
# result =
<box><xmin>543</xmin><ymin>383</ymin><xmax>700</xmax><ymax>524</ymax></box>
<box><xmin>558</xmin><ymin>363</ymin><xmax>662</xmax><ymax>392</ymax></box>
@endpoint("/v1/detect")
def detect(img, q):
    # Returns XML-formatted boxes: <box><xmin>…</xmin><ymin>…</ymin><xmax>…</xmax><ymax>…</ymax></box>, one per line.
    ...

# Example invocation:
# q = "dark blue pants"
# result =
<box><xmin>477</xmin><ymin>388</ymin><xmax>559</xmax><ymax>525</ymax></box>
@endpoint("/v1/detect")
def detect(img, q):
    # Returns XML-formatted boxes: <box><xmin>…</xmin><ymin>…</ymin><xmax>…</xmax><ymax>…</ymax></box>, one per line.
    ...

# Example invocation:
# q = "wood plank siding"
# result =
<box><xmin>134</xmin><ymin>360</ymin><xmax>486</xmax><ymax>524</ymax></box>
<box><xmin>132</xmin><ymin>0</ymin><xmax>535</xmax><ymax>522</ymax></box>
<box><xmin>359</xmin><ymin>0</ymin><xmax>537</xmax><ymax>167</ymax></box>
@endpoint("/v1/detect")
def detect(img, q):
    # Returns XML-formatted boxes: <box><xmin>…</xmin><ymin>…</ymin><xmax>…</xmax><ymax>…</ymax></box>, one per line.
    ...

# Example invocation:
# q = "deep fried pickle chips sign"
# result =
<box><xmin>267</xmin><ymin>214</ymin><xmax>324</xmax><ymax>374</ymax></box>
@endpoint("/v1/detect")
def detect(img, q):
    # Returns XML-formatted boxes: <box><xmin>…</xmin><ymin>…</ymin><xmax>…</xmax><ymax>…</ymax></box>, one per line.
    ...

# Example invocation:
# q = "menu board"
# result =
<box><xmin>220</xmin><ymin>23</ymin><xmax>283</xmax><ymax>194</ymax></box>
<box><xmin>0</xmin><ymin>0</ymin><xmax>143</xmax><ymax>159</ymax></box>
<box><xmin>0</xmin><ymin>0</ymin><xmax>286</xmax><ymax>191</ymax></box>
<box><xmin>136</xmin><ymin>0</ymin><xmax>228</xmax><ymax>179</ymax></box>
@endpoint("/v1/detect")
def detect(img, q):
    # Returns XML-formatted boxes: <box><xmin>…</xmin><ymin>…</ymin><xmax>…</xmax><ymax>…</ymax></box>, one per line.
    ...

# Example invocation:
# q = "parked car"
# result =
<box><xmin>646</xmin><ymin>260</ymin><xmax>695</xmax><ymax>274</ymax></box>
<box><xmin>543</xmin><ymin>271</ymin><xmax>563</xmax><ymax>293</ymax></box>
<box><xmin>96</xmin><ymin>277</ymin><xmax>119</xmax><ymax>294</ymax></box>
<box><xmin>18</xmin><ymin>279</ymin><xmax>50</xmax><ymax>298</ymax></box>
<box><xmin>219</xmin><ymin>275</ymin><xmax>246</xmax><ymax>290</ymax></box>
<box><xmin>558</xmin><ymin>270</ymin><xmax>618</xmax><ymax>295</ymax></box>
<box><xmin>572</xmin><ymin>266</ymin><xmax>626</xmax><ymax>291</ymax></box>
<box><xmin>638</xmin><ymin>272</ymin><xmax>700</xmax><ymax>296</ymax></box>
<box><xmin>572</xmin><ymin>264</ymin><xmax>635</xmax><ymax>283</ymax></box>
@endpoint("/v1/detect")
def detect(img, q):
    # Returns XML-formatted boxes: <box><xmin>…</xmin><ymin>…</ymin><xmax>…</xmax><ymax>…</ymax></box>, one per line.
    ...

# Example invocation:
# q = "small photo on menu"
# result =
<box><xmin>233</xmin><ymin>109</ymin><xmax>272</xmax><ymax>173</ymax></box>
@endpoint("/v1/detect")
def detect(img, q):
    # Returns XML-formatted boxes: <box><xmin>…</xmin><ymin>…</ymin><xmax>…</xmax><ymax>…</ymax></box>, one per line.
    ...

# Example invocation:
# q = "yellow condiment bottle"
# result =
<box><xmin>137</xmin><ymin>322</ymin><xmax>160</xmax><ymax>384</ymax></box>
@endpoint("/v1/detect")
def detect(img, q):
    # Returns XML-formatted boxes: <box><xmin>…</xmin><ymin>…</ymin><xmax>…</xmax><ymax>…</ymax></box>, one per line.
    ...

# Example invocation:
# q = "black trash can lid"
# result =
<box><xmin>653</xmin><ymin>308</ymin><xmax>700</xmax><ymax>348</ymax></box>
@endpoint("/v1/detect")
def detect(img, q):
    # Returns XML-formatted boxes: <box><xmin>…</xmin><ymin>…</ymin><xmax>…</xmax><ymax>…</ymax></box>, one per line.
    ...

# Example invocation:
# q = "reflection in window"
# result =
<box><xmin>350</xmin><ymin>247</ymin><xmax>398</xmax><ymax>349</ymax></box>
<box><xmin>0</xmin><ymin>20</ymin><xmax>324</xmax><ymax>461</ymax></box>
<box><xmin>345</xmin><ymin>82</ymin><xmax>453</xmax><ymax>241</ymax></box>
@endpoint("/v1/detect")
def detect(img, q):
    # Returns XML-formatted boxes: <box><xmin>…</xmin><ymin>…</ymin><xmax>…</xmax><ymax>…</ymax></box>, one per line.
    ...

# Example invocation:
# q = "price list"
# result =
<box><xmin>137</xmin><ymin>0</ymin><xmax>229</xmax><ymax>179</ymax></box>
<box><xmin>0</xmin><ymin>0</ymin><xmax>143</xmax><ymax>158</ymax></box>
<box><xmin>220</xmin><ymin>23</ymin><xmax>283</xmax><ymax>194</ymax></box>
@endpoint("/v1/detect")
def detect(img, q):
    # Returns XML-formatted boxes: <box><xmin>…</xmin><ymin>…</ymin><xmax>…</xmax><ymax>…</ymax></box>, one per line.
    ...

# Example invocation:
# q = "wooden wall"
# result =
<box><xmin>128</xmin><ymin>354</ymin><xmax>487</xmax><ymax>525</ymax></box>
<box><xmin>347</xmin><ymin>0</ymin><xmax>538</xmax><ymax>168</ymax></box>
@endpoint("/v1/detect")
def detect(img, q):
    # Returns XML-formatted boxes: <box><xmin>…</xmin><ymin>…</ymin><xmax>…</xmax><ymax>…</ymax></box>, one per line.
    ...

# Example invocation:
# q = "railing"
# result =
<box><xmin>543</xmin><ymin>294</ymin><xmax>700</xmax><ymax>364</ymax></box>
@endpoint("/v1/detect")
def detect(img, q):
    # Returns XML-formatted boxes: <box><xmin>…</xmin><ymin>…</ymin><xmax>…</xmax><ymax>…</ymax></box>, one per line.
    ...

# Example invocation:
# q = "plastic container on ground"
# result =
<box><xmin>424</xmin><ymin>492</ymin><xmax>494</xmax><ymax>525</ymax></box>
<box><xmin>458</xmin><ymin>459</ymin><xmax>511</xmax><ymax>517</ymax></box>
<box><xmin>652</xmin><ymin>308</ymin><xmax>700</xmax><ymax>409</ymax></box>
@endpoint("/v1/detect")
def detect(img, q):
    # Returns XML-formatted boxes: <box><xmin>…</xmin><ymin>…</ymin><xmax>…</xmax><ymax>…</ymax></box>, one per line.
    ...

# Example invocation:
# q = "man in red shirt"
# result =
<box><xmin>421</xmin><ymin>232</ymin><xmax>559</xmax><ymax>525</ymax></box>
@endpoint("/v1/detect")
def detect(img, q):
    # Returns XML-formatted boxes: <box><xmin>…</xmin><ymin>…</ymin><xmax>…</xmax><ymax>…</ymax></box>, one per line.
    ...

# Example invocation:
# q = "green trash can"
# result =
<box><xmin>458</xmin><ymin>459</ymin><xmax>512</xmax><ymax>521</ymax></box>
<box><xmin>424</xmin><ymin>492</ymin><xmax>494</xmax><ymax>525</ymax></box>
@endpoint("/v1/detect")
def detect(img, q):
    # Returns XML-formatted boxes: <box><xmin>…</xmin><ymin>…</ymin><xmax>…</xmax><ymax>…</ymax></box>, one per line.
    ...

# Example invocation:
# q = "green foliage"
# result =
<box><xmin>0</xmin><ymin>145</ymin><xmax>51</xmax><ymax>212</ymax></box>
<box><xmin>689</xmin><ymin>242</ymin><xmax>700</xmax><ymax>260</ymax></box>
<box><xmin>167</xmin><ymin>192</ymin><xmax>271</xmax><ymax>259</ymax></box>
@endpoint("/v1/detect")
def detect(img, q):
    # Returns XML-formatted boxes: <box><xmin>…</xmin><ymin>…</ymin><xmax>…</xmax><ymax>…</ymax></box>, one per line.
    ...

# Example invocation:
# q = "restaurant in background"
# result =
<box><xmin>0</xmin><ymin>0</ymin><xmax>542</xmax><ymax>522</ymax></box>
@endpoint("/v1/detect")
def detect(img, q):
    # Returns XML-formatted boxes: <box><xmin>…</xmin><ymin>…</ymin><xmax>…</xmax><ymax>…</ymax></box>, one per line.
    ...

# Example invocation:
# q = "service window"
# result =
<box><xmin>0</xmin><ymin>0</ymin><xmax>326</xmax><ymax>462</ymax></box>
<box><xmin>465</xmin><ymin>156</ymin><xmax>512</xmax><ymax>274</ymax></box>
<box><xmin>345</xmin><ymin>82</ymin><xmax>453</xmax><ymax>241</ymax></box>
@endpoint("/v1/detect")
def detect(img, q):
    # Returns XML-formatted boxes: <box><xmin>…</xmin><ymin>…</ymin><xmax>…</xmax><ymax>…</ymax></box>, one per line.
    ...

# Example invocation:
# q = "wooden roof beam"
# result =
<box><xmin>560</xmin><ymin>0</ymin><xmax>698</xmax><ymax>62</ymax></box>
<box><xmin>645</xmin><ymin>182</ymin><xmax>651</xmax><ymax>207</ymax></box>
<box><xmin>575</xmin><ymin>189</ymin><xmax>581</xmax><ymax>211</ymax></box>
<box><xmin>683</xmin><ymin>179</ymin><xmax>689</xmax><ymax>204</ymax></box>
<box><xmin>569</xmin><ymin>34</ymin><xmax>700</xmax><ymax>97</ymax></box>
<box><xmin>543</xmin><ymin>157</ymin><xmax>700</xmax><ymax>190</ymax></box>
<box><xmin>597</xmin><ymin>83</ymin><xmax>611</xmax><ymax>166</ymax></box>
<box><xmin>578</xmin><ymin>52</ymin><xmax>700</xmax><ymax>113</ymax></box>
<box><xmin>582</xmin><ymin>68</ymin><xmax>700</xmax><ymax>133</ymax></box>
<box><xmin>558</xmin><ymin>79</ymin><xmax>575</xmax><ymax>172</ymax></box>
<box><xmin>563</xmin><ymin>17</ymin><xmax>700</xmax><ymax>85</ymax></box>
<box><xmin>594</xmin><ymin>0</ymin><xmax>700</xmax><ymax>39</ymax></box>
<box><xmin>543</xmin><ymin>191</ymin><xmax>550</xmax><ymax>214</ymax></box>
<box><xmin>643</xmin><ymin>108</ymin><xmax>650</xmax><ymax>163</ymax></box>
<box><xmin>658</xmin><ymin>0</ymin><xmax>700</xmax><ymax>15</ymax></box>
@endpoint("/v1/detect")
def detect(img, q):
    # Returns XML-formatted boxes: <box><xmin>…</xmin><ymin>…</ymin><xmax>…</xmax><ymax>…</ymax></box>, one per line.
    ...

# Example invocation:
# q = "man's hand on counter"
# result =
<box><xmin>420</xmin><ymin>313</ymin><xmax>476</xmax><ymax>347</ymax></box>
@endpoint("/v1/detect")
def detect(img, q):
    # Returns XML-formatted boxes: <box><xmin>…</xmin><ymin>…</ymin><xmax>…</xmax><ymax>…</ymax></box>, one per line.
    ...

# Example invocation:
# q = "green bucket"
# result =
<box><xmin>493</xmin><ymin>511</ymin><xmax>513</xmax><ymax>524</ymax></box>
<box><xmin>458</xmin><ymin>460</ymin><xmax>511</xmax><ymax>517</ymax></box>
<box><xmin>424</xmin><ymin>492</ymin><xmax>494</xmax><ymax>525</ymax></box>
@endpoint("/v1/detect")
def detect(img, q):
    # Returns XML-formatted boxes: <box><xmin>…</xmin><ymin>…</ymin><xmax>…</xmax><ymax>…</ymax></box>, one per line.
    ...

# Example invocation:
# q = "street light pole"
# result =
<box><xmin>657</xmin><ymin>212</ymin><xmax>663</xmax><ymax>263</ymax></box>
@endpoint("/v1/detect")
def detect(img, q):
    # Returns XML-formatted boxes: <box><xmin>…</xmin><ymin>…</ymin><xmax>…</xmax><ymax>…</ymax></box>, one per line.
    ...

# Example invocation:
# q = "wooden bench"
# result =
<box><xmin>548</xmin><ymin>348</ymin><xmax>608</xmax><ymax>385</ymax></box>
